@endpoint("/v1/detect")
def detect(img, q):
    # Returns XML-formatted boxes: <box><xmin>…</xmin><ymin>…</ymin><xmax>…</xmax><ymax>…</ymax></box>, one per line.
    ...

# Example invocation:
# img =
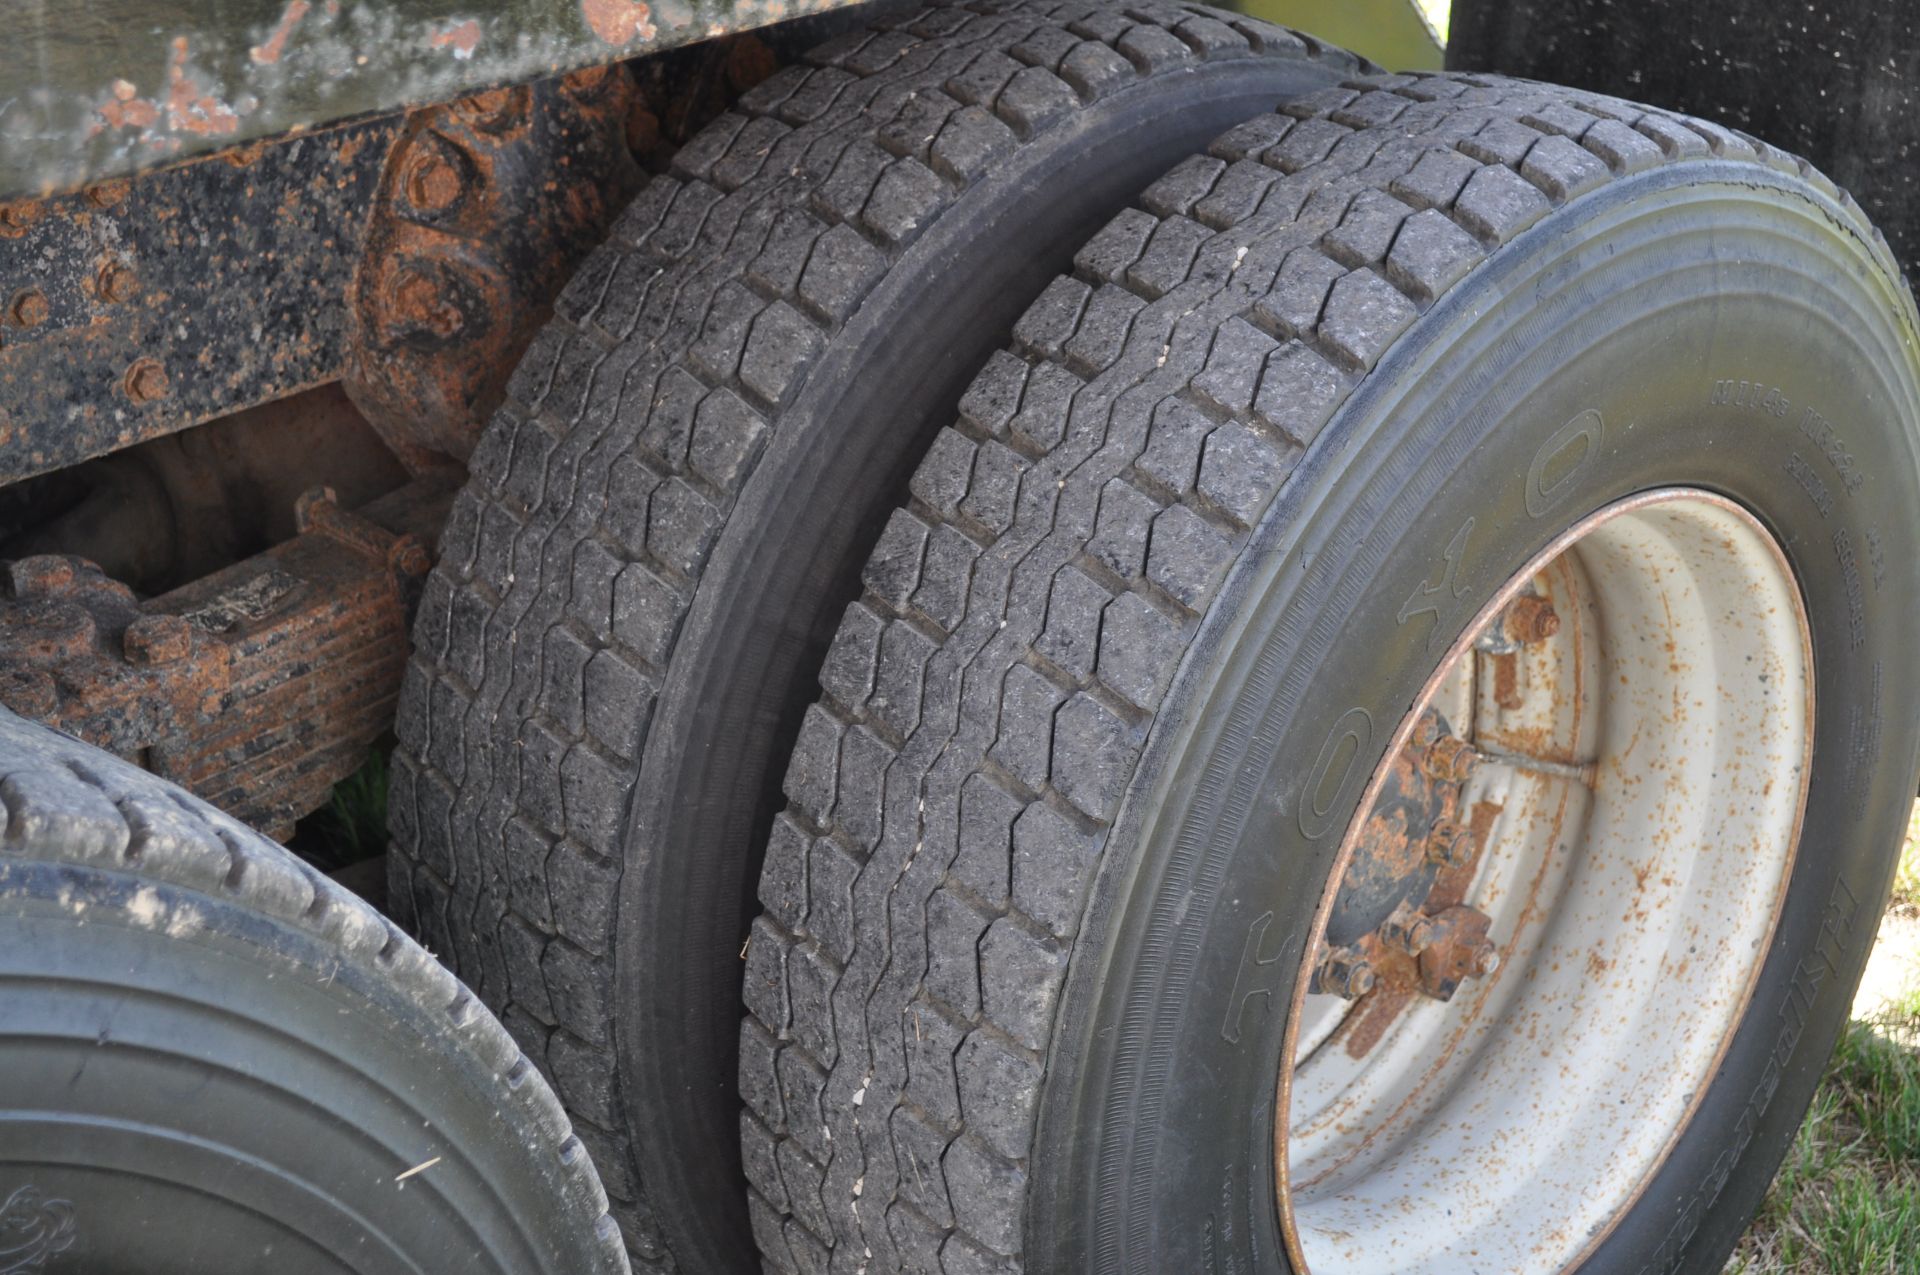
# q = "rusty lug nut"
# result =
<box><xmin>0</xmin><ymin>667</ymin><xmax>57</xmax><ymax>717</ymax></box>
<box><xmin>1504</xmin><ymin>595</ymin><xmax>1562</xmax><ymax>645</ymax></box>
<box><xmin>1382</xmin><ymin>908</ymin><xmax>1436</xmax><ymax>955</ymax></box>
<box><xmin>97</xmin><ymin>261</ymin><xmax>139</xmax><ymax>304</ymax></box>
<box><xmin>0</xmin><ymin>203</ymin><xmax>41</xmax><ymax>238</ymax></box>
<box><xmin>1409</xmin><ymin>708</ymin><xmax>1443</xmax><ymax>750</ymax></box>
<box><xmin>8</xmin><ymin>288</ymin><xmax>48</xmax><ymax>328</ymax></box>
<box><xmin>1312</xmin><ymin>947</ymin><xmax>1378</xmax><ymax>1000</ymax></box>
<box><xmin>388</xmin><ymin>533</ymin><xmax>432</xmax><ymax>578</ymax></box>
<box><xmin>385</xmin><ymin>266</ymin><xmax>466</xmax><ymax>339</ymax></box>
<box><xmin>451</xmin><ymin>85</ymin><xmax>520</xmax><ymax>126</ymax></box>
<box><xmin>123</xmin><ymin>614</ymin><xmax>192</xmax><ymax>667</ymax></box>
<box><xmin>1421</xmin><ymin>734</ymin><xmax>1479</xmax><ymax>784</ymax></box>
<box><xmin>561</xmin><ymin>63</ymin><xmax>622</xmax><ymax>96</ymax></box>
<box><xmin>294</xmin><ymin>485</ymin><xmax>341</xmax><ymax>533</ymax></box>
<box><xmin>84</xmin><ymin>180</ymin><xmax>131</xmax><ymax>209</ymax></box>
<box><xmin>123</xmin><ymin>358</ymin><xmax>170</xmax><ymax>404</ymax></box>
<box><xmin>1425</xmin><ymin>817</ymin><xmax>1478</xmax><ymax>870</ymax></box>
<box><xmin>7</xmin><ymin>555</ymin><xmax>75</xmax><ymax>599</ymax></box>
<box><xmin>402</xmin><ymin>147</ymin><xmax>463</xmax><ymax>213</ymax></box>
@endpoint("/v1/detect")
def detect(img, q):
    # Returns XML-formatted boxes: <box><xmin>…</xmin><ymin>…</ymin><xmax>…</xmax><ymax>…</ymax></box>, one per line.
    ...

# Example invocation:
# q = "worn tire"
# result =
<box><xmin>747</xmin><ymin>72</ymin><xmax>1920</xmax><ymax>1272</ymax></box>
<box><xmin>0</xmin><ymin>709</ymin><xmax>626</xmax><ymax>1275</ymax></box>
<box><xmin>387</xmin><ymin>3</ymin><xmax>1363</xmax><ymax>1270</ymax></box>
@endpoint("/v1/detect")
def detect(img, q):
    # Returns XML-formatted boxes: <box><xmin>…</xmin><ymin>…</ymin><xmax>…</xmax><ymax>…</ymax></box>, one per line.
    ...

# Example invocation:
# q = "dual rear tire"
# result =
<box><xmin>393</xmin><ymin>13</ymin><xmax>1920</xmax><ymax>1275</ymax></box>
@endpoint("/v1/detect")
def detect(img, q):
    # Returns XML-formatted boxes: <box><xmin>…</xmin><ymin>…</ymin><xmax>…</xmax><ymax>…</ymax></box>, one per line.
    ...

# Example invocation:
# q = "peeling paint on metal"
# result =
<box><xmin>4</xmin><ymin>0</ymin><xmax>864</xmax><ymax>200</ymax></box>
<box><xmin>251</xmin><ymin>0</ymin><xmax>314</xmax><ymax>65</ymax></box>
<box><xmin>429</xmin><ymin>18</ymin><xmax>485</xmax><ymax>58</ymax></box>
<box><xmin>582</xmin><ymin>0</ymin><xmax>657</xmax><ymax>44</ymax></box>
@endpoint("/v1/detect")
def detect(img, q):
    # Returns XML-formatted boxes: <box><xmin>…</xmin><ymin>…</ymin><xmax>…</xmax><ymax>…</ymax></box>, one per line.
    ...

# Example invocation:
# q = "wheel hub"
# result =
<box><xmin>1277</xmin><ymin>490</ymin><xmax>1814</xmax><ymax>1275</ymax></box>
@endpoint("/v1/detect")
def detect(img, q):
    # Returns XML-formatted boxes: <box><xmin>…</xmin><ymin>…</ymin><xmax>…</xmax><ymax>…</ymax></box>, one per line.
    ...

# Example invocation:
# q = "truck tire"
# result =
<box><xmin>387</xmin><ymin>4</ymin><xmax>1363</xmax><ymax>1269</ymax></box>
<box><xmin>746</xmin><ymin>72</ymin><xmax>1920</xmax><ymax>1274</ymax></box>
<box><xmin>0</xmin><ymin>708</ymin><xmax>627</xmax><ymax>1275</ymax></box>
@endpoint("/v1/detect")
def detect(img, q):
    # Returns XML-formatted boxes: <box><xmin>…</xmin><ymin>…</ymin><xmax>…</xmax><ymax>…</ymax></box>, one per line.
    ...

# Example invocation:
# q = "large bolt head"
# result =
<box><xmin>124</xmin><ymin>358</ymin><xmax>170</xmax><ymax>404</ymax></box>
<box><xmin>8</xmin><ymin>288</ymin><xmax>48</xmax><ymax>328</ymax></box>
<box><xmin>403</xmin><ymin>148</ymin><xmax>463</xmax><ymax>213</ymax></box>
<box><xmin>123</xmin><ymin>614</ymin><xmax>192</xmax><ymax>667</ymax></box>
<box><xmin>7</xmin><ymin>556</ymin><xmax>75</xmax><ymax>598</ymax></box>
<box><xmin>97</xmin><ymin>261</ymin><xmax>139</xmax><ymax>304</ymax></box>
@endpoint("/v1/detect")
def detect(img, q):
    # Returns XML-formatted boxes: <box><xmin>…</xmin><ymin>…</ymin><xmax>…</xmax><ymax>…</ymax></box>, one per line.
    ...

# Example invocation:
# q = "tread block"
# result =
<box><xmin>1451</xmin><ymin>161</ymin><xmax>1554</xmax><ymax>244</ymax></box>
<box><xmin>988</xmin><ymin>663</ymin><xmax>1065</xmax><ymax>792</ymax></box>
<box><xmin>1520</xmin><ymin>133</ymin><xmax>1612</xmax><ymax>203</ymax></box>
<box><xmin>1318</xmin><ymin>267</ymin><xmax>1419</xmax><ymax>370</ymax></box>
<box><xmin>1033</xmin><ymin>565</ymin><xmax>1109</xmax><ymax>685</ymax></box>
<box><xmin>1383</xmin><ymin>206</ymin><xmax>1485</xmax><ymax>304</ymax></box>
<box><xmin>1010</xmin><ymin>799</ymin><xmax>1100</xmax><ymax>939</ymax></box>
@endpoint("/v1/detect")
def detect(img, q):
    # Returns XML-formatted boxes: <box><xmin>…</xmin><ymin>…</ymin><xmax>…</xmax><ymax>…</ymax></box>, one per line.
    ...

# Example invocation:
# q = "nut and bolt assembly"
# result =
<box><xmin>1312</xmin><ymin>946</ymin><xmax>1379</xmax><ymax>1000</ymax></box>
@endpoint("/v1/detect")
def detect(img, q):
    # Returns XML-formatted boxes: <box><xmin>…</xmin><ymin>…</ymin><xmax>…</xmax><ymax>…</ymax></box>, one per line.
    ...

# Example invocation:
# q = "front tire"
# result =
<box><xmin>749</xmin><ymin>72</ymin><xmax>1920</xmax><ymax>1273</ymax></box>
<box><xmin>0</xmin><ymin>709</ymin><xmax>626</xmax><ymax>1275</ymax></box>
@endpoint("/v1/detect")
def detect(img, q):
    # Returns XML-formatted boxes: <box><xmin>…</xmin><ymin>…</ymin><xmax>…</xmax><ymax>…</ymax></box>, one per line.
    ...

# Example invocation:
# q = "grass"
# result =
<box><xmin>1896</xmin><ymin>803</ymin><xmax>1920</xmax><ymax>916</ymax></box>
<box><xmin>1727</xmin><ymin>813</ymin><xmax>1920</xmax><ymax>1273</ymax></box>
<box><xmin>1726</xmin><ymin>1009</ymin><xmax>1920</xmax><ymax>1274</ymax></box>
<box><xmin>289</xmin><ymin>748</ymin><xmax>390</xmax><ymax>875</ymax></box>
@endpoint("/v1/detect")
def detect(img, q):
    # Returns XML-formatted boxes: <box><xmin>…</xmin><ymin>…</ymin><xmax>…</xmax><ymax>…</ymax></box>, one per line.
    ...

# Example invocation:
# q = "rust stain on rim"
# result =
<box><xmin>1272</xmin><ymin>488</ymin><xmax>1817</xmax><ymax>1274</ymax></box>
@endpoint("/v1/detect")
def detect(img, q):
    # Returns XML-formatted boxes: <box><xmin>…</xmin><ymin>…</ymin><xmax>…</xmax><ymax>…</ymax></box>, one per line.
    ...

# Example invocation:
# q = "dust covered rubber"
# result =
<box><xmin>747</xmin><ymin>69</ymin><xmax>1920</xmax><ymax>1273</ymax></box>
<box><xmin>386</xmin><ymin>3</ymin><xmax>1364</xmax><ymax>1269</ymax></box>
<box><xmin>0</xmin><ymin>708</ymin><xmax>627</xmax><ymax>1275</ymax></box>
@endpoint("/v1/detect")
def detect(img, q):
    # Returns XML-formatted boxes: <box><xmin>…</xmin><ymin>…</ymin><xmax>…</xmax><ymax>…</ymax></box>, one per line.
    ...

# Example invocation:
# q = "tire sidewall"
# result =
<box><xmin>1031</xmin><ymin>163</ymin><xmax>1920</xmax><ymax>1275</ymax></box>
<box><xmin>0</xmin><ymin>863</ymin><xmax>542</xmax><ymax>1274</ymax></box>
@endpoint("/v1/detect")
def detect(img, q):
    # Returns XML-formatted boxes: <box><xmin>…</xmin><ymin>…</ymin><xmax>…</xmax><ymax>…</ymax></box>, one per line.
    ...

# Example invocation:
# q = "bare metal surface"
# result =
<box><xmin>0</xmin><ymin>474</ymin><xmax>453</xmax><ymax>838</ymax></box>
<box><xmin>0</xmin><ymin>0</ymin><xmax>862</xmax><ymax>201</ymax></box>
<box><xmin>1277</xmin><ymin>490</ymin><xmax>1814</xmax><ymax>1275</ymax></box>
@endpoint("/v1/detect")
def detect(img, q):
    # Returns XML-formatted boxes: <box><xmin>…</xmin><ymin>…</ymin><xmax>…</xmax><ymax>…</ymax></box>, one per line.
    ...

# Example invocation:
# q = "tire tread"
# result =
<box><xmin>746</xmin><ymin>69</ymin><xmax>1885</xmax><ymax>1272</ymax></box>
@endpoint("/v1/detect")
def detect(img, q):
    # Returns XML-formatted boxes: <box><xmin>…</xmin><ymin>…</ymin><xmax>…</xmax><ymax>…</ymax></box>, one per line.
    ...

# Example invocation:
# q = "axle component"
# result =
<box><xmin>0</xmin><ymin>475</ymin><xmax>452</xmax><ymax>837</ymax></box>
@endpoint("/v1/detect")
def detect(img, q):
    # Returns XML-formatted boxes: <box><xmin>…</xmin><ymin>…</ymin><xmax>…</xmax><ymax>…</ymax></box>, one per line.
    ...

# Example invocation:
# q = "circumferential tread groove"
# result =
<box><xmin>0</xmin><ymin>708</ymin><xmax>625</xmax><ymax>1273</ymax></box>
<box><xmin>389</xmin><ymin>3</ymin><xmax>1369</xmax><ymax>1268</ymax></box>
<box><xmin>745</xmin><ymin>69</ymin><xmax>1885</xmax><ymax>1273</ymax></box>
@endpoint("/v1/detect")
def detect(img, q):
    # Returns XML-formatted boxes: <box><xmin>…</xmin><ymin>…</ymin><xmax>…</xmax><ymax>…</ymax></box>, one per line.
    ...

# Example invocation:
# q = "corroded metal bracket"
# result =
<box><xmin>0</xmin><ymin>474</ymin><xmax>454</xmax><ymax>838</ymax></box>
<box><xmin>0</xmin><ymin>118</ymin><xmax>399</xmax><ymax>488</ymax></box>
<box><xmin>0</xmin><ymin>68</ymin><xmax>636</xmax><ymax>487</ymax></box>
<box><xmin>344</xmin><ymin>66</ymin><xmax>639</xmax><ymax>465</ymax></box>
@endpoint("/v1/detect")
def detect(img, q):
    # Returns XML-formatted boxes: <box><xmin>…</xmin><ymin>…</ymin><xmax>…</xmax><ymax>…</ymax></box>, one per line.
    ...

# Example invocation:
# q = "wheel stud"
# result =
<box><xmin>1426</xmin><ymin>816</ymin><xmax>1479</xmax><ymax>870</ymax></box>
<box><xmin>1380</xmin><ymin>902</ymin><xmax>1435</xmax><ymax>955</ymax></box>
<box><xmin>1311</xmin><ymin>945</ymin><xmax>1377</xmax><ymax>1000</ymax></box>
<box><xmin>1503</xmin><ymin>594</ymin><xmax>1561</xmax><ymax>645</ymax></box>
<box><xmin>1419</xmin><ymin>734</ymin><xmax>1478</xmax><ymax>783</ymax></box>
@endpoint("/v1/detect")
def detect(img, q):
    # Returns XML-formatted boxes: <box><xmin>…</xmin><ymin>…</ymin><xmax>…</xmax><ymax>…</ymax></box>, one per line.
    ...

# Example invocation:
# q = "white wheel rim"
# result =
<box><xmin>1276</xmin><ymin>489</ymin><xmax>1814</xmax><ymax>1275</ymax></box>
